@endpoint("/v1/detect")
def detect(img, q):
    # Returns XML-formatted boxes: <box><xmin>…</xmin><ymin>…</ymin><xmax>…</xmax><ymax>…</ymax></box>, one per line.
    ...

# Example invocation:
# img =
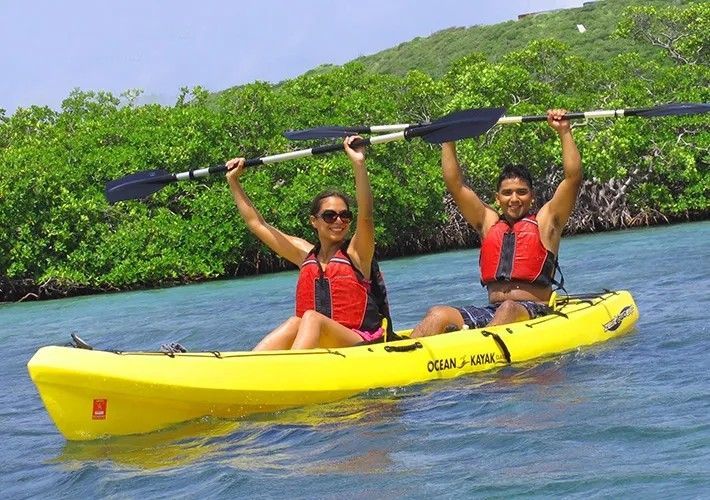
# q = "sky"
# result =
<box><xmin>1</xmin><ymin>0</ymin><xmax>584</xmax><ymax>114</ymax></box>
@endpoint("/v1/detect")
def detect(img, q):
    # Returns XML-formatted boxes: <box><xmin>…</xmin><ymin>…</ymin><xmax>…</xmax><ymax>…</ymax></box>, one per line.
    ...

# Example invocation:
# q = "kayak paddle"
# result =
<box><xmin>105</xmin><ymin>106</ymin><xmax>506</xmax><ymax>203</ymax></box>
<box><xmin>283</xmin><ymin>102</ymin><xmax>710</xmax><ymax>140</ymax></box>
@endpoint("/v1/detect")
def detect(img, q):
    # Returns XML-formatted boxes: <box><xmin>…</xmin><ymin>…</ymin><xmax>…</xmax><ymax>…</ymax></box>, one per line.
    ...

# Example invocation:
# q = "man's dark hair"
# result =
<box><xmin>497</xmin><ymin>164</ymin><xmax>534</xmax><ymax>191</ymax></box>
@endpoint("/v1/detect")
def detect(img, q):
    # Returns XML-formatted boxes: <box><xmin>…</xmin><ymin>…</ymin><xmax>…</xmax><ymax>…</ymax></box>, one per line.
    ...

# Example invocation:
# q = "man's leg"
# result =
<box><xmin>487</xmin><ymin>300</ymin><xmax>530</xmax><ymax>326</ymax></box>
<box><xmin>411</xmin><ymin>305</ymin><xmax>465</xmax><ymax>338</ymax></box>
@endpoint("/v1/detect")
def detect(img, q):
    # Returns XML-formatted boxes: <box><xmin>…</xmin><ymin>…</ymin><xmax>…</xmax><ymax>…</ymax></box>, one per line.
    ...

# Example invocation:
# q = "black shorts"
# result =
<box><xmin>456</xmin><ymin>301</ymin><xmax>551</xmax><ymax>329</ymax></box>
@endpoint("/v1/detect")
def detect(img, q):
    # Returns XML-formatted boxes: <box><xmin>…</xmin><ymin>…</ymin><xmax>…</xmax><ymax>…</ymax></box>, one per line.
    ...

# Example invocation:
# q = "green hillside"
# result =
<box><xmin>1</xmin><ymin>0</ymin><xmax>706</xmax><ymax>301</ymax></box>
<box><xmin>306</xmin><ymin>0</ymin><xmax>695</xmax><ymax>78</ymax></box>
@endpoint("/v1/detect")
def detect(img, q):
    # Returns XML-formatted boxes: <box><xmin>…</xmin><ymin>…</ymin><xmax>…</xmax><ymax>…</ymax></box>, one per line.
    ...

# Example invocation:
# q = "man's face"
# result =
<box><xmin>496</xmin><ymin>177</ymin><xmax>533</xmax><ymax>221</ymax></box>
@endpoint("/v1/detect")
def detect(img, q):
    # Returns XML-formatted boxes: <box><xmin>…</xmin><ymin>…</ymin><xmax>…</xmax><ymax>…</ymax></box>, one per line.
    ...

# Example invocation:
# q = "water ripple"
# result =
<box><xmin>3</xmin><ymin>222</ymin><xmax>709</xmax><ymax>497</ymax></box>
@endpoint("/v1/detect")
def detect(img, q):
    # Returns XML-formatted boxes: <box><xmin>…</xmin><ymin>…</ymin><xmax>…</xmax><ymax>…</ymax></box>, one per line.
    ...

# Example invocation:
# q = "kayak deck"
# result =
<box><xmin>28</xmin><ymin>290</ymin><xmax>638</xmax><ymax>440</ymax></box>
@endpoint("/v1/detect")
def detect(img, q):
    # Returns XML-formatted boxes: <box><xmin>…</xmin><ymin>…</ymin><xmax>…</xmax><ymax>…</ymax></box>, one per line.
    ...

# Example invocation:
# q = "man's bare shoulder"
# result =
<box><xmin>535</xmin><ymin>204</ymin><xmax>564</xmax><ymax>252</ymax></box>
<box><xmin>479</xmin><ymin>205</ymin><xmax>500</xmax><ymax>236</ymax></box>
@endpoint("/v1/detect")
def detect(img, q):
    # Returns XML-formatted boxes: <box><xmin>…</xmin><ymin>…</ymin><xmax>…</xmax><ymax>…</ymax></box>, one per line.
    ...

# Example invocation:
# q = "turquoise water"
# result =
<box><xmin>2</xmin><ymin>221</ymin><xmax>709</xmax><ymax>498</ymax></box>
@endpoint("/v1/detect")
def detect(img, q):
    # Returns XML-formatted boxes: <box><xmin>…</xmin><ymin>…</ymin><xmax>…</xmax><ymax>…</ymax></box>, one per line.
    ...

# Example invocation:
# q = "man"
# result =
<box><xmin>411</xmin><ymin>109</ymin><xmax>582</xmax><ymax>337</ymax></box>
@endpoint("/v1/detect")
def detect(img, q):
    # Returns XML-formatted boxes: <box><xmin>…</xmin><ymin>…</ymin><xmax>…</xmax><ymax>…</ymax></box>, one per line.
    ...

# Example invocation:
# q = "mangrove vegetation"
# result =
<box><xmin>0</xmin><ymin>1</ymin><xmax>707</xmax><ymax>301</ymax></box>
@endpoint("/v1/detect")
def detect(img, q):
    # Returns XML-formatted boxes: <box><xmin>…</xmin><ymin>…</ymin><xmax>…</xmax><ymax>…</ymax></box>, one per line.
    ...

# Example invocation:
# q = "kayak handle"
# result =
<box><xmin>481</xmin><ymin>331</ymin><xmax>512</xmax><ymax>364</ymax></box>
<box><xmin>384</xmin><ymin>341</ymin><xmax>423</xmax><ymax>353</ymax></box>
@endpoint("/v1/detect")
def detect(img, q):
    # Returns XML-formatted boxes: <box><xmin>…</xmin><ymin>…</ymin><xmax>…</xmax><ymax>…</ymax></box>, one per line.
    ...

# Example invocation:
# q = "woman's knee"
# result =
<box><xmin>293</xmin><ymin>313</ymin><xmax>325</xmax><ymax>349</ymax></box>
<box><xmin>254</xmin><ymin>319</ymin><xmax>300</xmax><ymax>351</ymax></box>
<box><xmin>297</xmin><ymin>310</ymin><xmax>327</xmax><ymax>337</ymax></box>
<box><xmin>285</xmin><ymin>316</ymin><xmax>301</xmax><ymax>327</ymax></box>
<box><xmin>300</xmin><ymin>310</ymin><xmax>324</xmax><ymax>325</ymax></box>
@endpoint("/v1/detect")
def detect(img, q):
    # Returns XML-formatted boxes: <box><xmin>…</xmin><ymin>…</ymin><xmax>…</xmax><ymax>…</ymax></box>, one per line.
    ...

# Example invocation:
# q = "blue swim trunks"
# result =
<box><xmin>457</xmin><ymin>301</ymin><xmax>551</xmax><ymax>329</ymax></box>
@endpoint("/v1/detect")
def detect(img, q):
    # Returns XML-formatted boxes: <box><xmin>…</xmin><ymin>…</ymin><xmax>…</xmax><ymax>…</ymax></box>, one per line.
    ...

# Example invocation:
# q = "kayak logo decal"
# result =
<box><xmin>428</xmin><ymin>353</ymin><xmax>497</xmax><ymax>372</ymax></box>
<box><xmin>428</xmin><ymin>357</ymin><xmax>458</xmax><ymax>372</ymax></box>
<box><xmin>92</xmin><ymin>399</ymin><xmax>107</xmax><ymax>420</ymax></box>
<box><xmin>467</xmin><ymin>352</ymin><xmax>497</xmax><ymax>366</ymax></box>
<box><xmin>603</xmin><ymin>305</ymin><xmax>635</xmax><ymax>332</ymax></box>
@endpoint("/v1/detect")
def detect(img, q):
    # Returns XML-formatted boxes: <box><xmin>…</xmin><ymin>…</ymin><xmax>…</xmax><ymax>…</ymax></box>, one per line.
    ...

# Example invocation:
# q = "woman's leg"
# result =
<box><xmin>291</xmin><ymin>310</ymin><xmax>363</xmax><ymax>349</ymax></box>
<box><xmin>252</xmin><ymin>316</ymin><xmax>301</xmax><ymax>351</ymax></box>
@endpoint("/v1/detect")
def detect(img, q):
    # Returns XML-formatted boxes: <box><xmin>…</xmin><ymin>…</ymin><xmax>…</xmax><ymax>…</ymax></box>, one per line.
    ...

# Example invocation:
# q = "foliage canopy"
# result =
<box><xmin>0</xmin><ymin>0</ymin><xmax>707</xmax><ymax>300</ymax></box>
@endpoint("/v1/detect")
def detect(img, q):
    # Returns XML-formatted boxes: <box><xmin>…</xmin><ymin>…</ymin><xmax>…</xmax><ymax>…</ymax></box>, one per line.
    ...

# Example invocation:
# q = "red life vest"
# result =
<box><xmin>479</xmin><ymin>214</ymin><xmax>558</xmax><ymax>287</ymax></box>
<box><xmin>295</xmin><ymin>246</ymin><xmax>384</xmax><ymax>332</ymax></box>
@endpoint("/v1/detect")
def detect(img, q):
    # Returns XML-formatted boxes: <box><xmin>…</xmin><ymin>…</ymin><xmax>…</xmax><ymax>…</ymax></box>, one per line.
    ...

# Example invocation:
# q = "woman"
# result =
<box><xmin>225</xmin><ymin>136</ymin><xmax>388</xmax><ymax>350</ymax></box>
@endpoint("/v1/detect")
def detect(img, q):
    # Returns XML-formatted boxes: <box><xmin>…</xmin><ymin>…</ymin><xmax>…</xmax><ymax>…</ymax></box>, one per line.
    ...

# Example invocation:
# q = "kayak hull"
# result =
<box><xmin>28</xmin><ymin>290</ymin><xmax>638</xmax><ymax>440</ymax></box>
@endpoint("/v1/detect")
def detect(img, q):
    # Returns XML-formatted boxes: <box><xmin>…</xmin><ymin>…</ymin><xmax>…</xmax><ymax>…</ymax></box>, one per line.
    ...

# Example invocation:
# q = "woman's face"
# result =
<box><xmin>310</xmin><ymin>196</ymin><xmax>352</xmax><ymax>244</ymax></box>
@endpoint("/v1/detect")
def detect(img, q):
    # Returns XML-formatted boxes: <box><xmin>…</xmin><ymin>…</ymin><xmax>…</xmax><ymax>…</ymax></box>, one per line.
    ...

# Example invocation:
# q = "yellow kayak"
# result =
<box><xmin>28</xmin><ymin>290</ymin><xmax>638</xmax><ymax>441</ymax></box>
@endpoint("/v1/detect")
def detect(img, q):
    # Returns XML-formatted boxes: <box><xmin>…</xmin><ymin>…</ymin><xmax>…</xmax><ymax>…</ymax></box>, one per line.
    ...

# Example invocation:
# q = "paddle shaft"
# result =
<box><xmin>169</xmin><ymin>106</ymin><xmax>605</xmax><ymax>182</ymax></box>
<box><xmin>504</xmin><ymin>108</ymin><xmax>639</xmax><ymax>124</ymax></box>
<box><xmin>171</xmin><ymin>132</ymin><xmax>405</xmax><ymax>182</ymax></box>
<box><xmin>342</xmin><ymin>108</ymin><xmax>658</xmax><ymax>134</ymax></box>
<box><xmin>105</xmin><ymin>106</ymin><xmax>508</xmax><ymax>203</ymax></box>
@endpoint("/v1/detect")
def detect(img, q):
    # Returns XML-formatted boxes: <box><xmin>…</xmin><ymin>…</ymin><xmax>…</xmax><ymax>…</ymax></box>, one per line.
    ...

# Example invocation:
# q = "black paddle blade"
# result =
<box><xmin>284</xmin><ymin>125</ymin><xmax>371</xmax><ymax>140</ymax></box>
<box><xmin>408</xmin><ymin>107</ymin><xmax>506</xmax><ymax>144</ymax></box>
<box><xmin>632</xmin><ymin>102</ymin><xmax>710</xmax><ymax>118</ymax></box>
<box><xmin>105</xmin><ymin>169</ymin><xmax>175</xmax><ymax>204</ymax></box>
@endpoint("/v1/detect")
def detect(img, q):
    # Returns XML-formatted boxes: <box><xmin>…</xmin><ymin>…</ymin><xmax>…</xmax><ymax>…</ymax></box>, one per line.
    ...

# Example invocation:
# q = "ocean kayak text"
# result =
<box><xmin>427</xmin><ymin>353</ymin><xmax>497</xmax><ymax>372</ymax></box>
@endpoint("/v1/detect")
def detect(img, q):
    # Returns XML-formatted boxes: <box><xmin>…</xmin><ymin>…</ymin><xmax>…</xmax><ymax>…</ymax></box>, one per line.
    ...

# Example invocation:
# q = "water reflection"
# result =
<box><xmin>55</xmin><ymin>361</ymin><xmax>576</xmax><ymax>473</ymax></box>
<box><xmin>57</xmin><ymin>419</ymin><xmax>241</xmax><ymax>471</ymax></box>
<box><xmin>56</xmin><ymin>393</ymin><xmax>406</xmax><ymax>472</ymax></box>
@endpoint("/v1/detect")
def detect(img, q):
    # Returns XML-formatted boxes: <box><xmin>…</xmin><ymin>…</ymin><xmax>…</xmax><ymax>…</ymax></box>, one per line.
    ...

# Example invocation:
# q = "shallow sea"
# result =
<box><xmin>1</xmin><ymin>221</ymin><xmax>709</xmax><ymax>498</ymax></box>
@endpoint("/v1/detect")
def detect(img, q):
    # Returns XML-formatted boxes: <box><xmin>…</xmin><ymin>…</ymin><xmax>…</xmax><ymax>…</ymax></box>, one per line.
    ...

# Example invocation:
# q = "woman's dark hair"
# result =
<box><xmin>309</xmin><ymin>190</ymin><xmax>352</xmax><ymax>216</ymax></box>
<box><xmin>497</xmin><ymin>164</ymin><xmax>534</xmax><ymax>191</ymax></box>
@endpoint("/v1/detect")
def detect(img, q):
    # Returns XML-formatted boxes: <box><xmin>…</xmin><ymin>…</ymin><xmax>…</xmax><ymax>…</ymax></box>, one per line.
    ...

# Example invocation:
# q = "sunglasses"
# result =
<box><xmin>318</xmin><ymin>209</ymin><xmax>353</xmax><ymax>224</ymax></box>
